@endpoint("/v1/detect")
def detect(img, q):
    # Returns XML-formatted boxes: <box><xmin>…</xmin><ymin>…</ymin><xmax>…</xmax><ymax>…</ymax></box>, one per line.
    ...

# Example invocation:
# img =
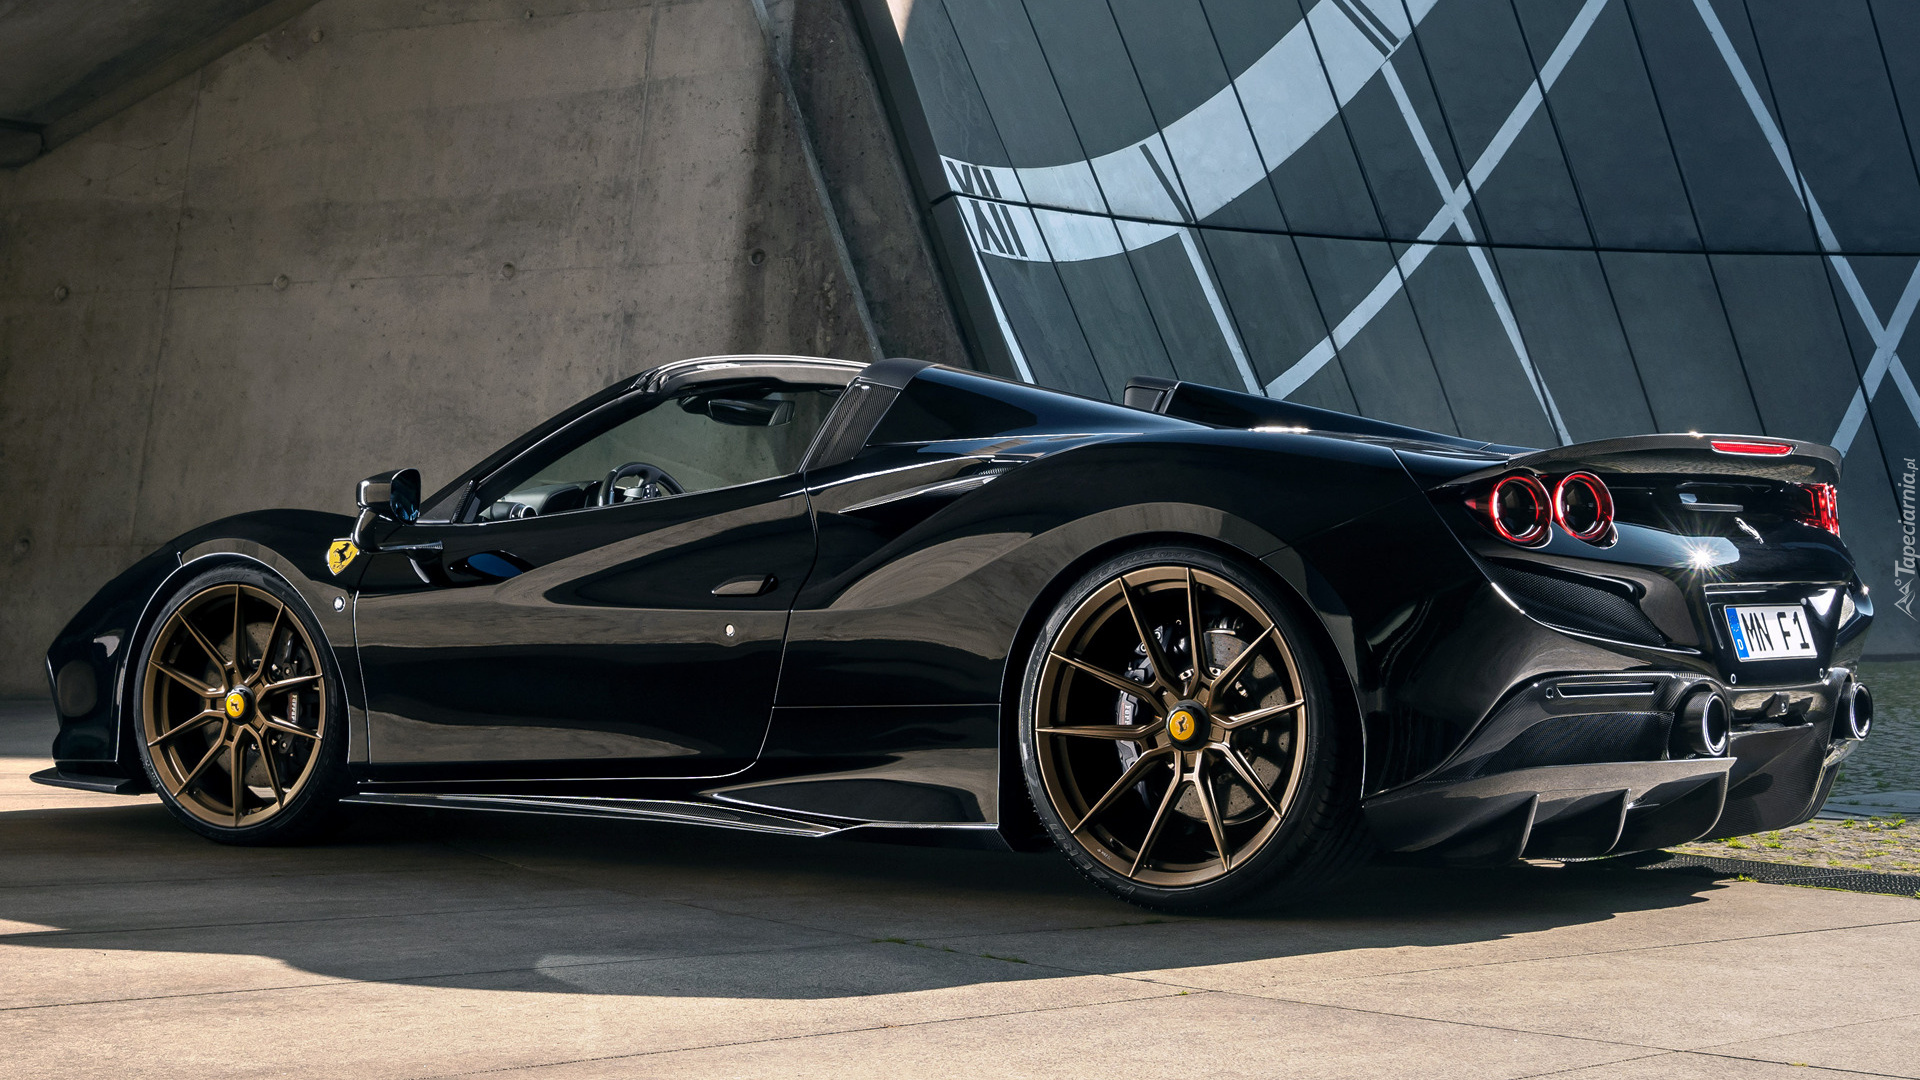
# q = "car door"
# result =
<box><xmin>352</xmin><ymin>374</ymin><xmax>842</xmax><ymax>781</ymax></box>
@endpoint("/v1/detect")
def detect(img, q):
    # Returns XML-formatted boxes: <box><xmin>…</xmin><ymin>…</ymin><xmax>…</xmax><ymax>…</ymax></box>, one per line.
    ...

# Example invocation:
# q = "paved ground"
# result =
<box><xmin>4</xmin><ymin>698</ymin><xmax>1919</xmax><ymax>1080</ymax></box>
<box><xmin>1674</xmin><ymin>816</ymin><xmax>1920</xmax><ymax>875</ymax></box>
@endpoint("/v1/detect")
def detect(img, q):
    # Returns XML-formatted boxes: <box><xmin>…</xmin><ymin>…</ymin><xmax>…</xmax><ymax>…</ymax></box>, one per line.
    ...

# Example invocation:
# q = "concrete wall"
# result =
<box><xmin>0</xmin><ymin>0</ymin><xmax>928</xmax><ymax>694</ymax></box>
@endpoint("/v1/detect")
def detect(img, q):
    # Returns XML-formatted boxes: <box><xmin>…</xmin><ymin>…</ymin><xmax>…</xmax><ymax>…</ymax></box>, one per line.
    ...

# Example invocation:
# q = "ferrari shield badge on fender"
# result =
<box><xmin>326</xmin><ymin>539</ymin><xmax>359</xmax><ymax>576</ymax></box>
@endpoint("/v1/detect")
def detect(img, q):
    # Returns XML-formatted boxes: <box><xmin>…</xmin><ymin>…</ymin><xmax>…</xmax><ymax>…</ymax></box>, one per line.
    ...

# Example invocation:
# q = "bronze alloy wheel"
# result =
<box><xmin>1032</xmin><ymin>563</ymin><xmax>1311</xmax><ymax>888</ymax></box>
<box><xmin>141</xmin><ymin>582</ymin><xmax>328</xmax><ymax>829</ymax></box>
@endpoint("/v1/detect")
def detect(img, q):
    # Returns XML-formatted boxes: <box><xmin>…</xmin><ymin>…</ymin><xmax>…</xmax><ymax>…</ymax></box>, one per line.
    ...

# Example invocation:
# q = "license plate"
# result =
<box><xmin>1723</xmin><ymin>604</ymin><xmax>1817</xmax><ymax>661</ymax></box>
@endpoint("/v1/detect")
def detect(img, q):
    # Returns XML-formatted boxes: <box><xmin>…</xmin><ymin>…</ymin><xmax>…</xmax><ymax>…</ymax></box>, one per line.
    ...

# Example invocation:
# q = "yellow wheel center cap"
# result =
<box><xmin>1168</xmin><ymin>707</ymin><xmax>1200</xmax><ymax>744</ymax></box>
<box><xmin>224</xmin><ymin>688</ymin><xmax>250</xmax><ymax>721</ymax></box>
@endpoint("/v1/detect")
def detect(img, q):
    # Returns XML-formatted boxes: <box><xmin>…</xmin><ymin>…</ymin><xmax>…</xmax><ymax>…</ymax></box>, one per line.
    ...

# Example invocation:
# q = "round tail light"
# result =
<box><xmin>1488</xmin><ymin>474</ymin><xmax>1551</xmax><ymax>546</ymax></box>
<box><xmin>1553</xmin><ymin>472</ymin><xmax>1614</xmax><ymax>542</ymax></box>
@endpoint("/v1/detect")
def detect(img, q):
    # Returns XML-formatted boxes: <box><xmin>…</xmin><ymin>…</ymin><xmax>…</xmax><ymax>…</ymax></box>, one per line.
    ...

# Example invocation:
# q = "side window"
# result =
<box><xmin>475</xmin><ymin>384</ymin><xmax>839</xmax><ymax>519</ymax></box>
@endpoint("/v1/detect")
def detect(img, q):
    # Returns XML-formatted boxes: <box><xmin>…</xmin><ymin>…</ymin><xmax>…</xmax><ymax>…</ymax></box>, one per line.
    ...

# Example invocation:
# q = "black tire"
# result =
<box><xmin>1018</xmin><ymin>545</ymin><xmax>1370</xmax><ymax>912</ymax></box>
<box><xmin>132</xmin><ymin>563</ymin><xmax>350</xmax><ymax>845</ymax></box>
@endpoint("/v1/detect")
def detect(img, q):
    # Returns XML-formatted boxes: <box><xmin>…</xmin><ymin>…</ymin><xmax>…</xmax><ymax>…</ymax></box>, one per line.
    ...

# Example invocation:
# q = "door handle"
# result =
<box><xmin>453</xmin><ymin>551</ymin><xmax>531</xmax><ymax>581</ymax></box>
<box><xmin>712</xmin><ymin>574</ymin><xmax>777</xmax><ymax>597</ymax></box>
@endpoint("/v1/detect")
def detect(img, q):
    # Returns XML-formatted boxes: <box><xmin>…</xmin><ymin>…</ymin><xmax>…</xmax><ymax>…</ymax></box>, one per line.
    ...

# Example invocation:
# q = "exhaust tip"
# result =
<box><xmin>1676</xmin><ymin>690</ymin><xmax>1730</xmax><ymax>758</ymax></box>
<box><xmin>1839</xmin><ymin>682</ymin><xmax>1873</xmax><ymax>741</ymax></box>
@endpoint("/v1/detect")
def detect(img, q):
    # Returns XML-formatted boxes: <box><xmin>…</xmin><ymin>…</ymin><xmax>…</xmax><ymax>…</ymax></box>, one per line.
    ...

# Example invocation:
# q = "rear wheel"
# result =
<box><xmin>1018</xmin><ymin>546</ymin><xmax>1368</xmax><ymax>912</ymax></box>
<box><xmin>135</xmin><ymin>565</ymin><xmax>348</xmax><ymax>844</ymax></box>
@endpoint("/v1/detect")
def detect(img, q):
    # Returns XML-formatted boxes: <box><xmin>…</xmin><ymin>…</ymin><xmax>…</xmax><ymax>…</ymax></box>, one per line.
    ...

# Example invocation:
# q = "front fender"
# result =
<box><xmin>44</xmin><ymin>510</ymin><xmax>361</xmax><ymax>775</ymax></box>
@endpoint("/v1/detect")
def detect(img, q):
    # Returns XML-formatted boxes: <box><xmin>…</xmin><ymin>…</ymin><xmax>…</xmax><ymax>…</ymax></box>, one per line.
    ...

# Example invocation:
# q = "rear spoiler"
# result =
<box><xmin>1124</xmin><ymin>376</ymin><xmax>1840</xmax><ymax>486</ymax></box>
<box><xmin>1500</xmin><ymin>433</ymin><xmax>1840</xmax><ymax>486</ymax></box>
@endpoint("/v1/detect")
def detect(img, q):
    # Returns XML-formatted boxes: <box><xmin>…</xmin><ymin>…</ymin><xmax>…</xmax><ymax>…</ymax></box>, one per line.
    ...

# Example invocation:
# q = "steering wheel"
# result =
<box><xmin>599</xmin><ymin>461</ymin><xmax>684</xmax><ymax>506</ymax></box>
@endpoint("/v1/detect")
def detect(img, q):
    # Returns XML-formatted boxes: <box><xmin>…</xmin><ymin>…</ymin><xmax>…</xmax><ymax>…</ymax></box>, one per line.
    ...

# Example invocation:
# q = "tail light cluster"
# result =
<box><xmin>1798</xmin><ymin>482</ymin><xmax>1840</xmax><ymax>537</ymax></box>
<box><xmin>1709</xmin><ymin>438</ymin><xmax>1794</xmax><ymax>456</ymax></box>
<box><xmin>1472</xmin><ymin>471</ymin><xmax>1614</xmax><ymax>547</ymax></box>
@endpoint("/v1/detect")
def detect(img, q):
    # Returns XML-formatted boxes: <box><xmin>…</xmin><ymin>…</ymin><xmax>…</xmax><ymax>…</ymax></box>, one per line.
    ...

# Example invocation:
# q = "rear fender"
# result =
<box><xmin>788</xmin><ymin>431</ymin><xmax>1424</xmax><ymax>708</ymax></box>
<box><xmin>792</xmin><ymin>435</ymin><xmax>1428</xmax><ymax>843</ymax></box>
<box><xmin>986</xmin><ymin>519</ymin><xmax>1302</xmax><ymax>851</ymax></box>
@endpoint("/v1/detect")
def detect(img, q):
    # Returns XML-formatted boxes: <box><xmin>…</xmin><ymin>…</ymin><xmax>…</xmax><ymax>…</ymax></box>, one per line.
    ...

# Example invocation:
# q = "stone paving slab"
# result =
<box><xmin>3</xmin><ymin>699</ymin><xmax>1918</xmax><ymax>1079</ymax></box>
<box><xmin>914</xmin><ymin>860</ymin><xmax>1920</xmax><ymax>985</ymax></box>
<box><xmin>0</xmin><ymin>960</ymin><xmax>1178</xmax><ymax>1080</ymax></box>
<box><xmin>1255</xmin><ymin>919</ymin><xmax>1920</xmax><ymax>1051</ymax></box>
<box><xmin>1547</xmin><ymin>1054</ymin><xmax>1893</xmax><ymax>1078</ymax></box>
<box><xmin>453</xmin><ymin>990</ymin><xmax>1652</xmax><ymax>1080</ymax></box>
<box><xmin>1710</xmin><ymin>1012</ymin><xmax>1920</xmax><ymax>1079</ymax></box>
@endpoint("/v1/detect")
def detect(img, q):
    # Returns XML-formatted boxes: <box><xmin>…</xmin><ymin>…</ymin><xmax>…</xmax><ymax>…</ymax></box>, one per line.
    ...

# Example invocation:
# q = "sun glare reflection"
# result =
<box><xmin>1681</xmin><ymin>539</ymin><xmax>1739</xmax><ymax>576</ymax></box>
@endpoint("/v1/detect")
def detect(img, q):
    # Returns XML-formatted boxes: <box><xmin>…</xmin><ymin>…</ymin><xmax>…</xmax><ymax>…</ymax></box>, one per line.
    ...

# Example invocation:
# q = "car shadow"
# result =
<box><xmin>0</xmin><ymin>798</ymin><xmax>1731</xmax><ymax>1000</ymax></box>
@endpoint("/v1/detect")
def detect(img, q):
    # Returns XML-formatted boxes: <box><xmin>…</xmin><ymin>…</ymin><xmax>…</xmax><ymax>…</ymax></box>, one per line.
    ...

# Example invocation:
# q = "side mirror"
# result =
<box><xmin>358</xmin><ymin>468</ymin><xmax>421</xmax><ymax>521</ymax></box>
<box><xmin>351</xmin><ymin>468</ymin><xmax>423</xmax><ymax>551</ymax></box>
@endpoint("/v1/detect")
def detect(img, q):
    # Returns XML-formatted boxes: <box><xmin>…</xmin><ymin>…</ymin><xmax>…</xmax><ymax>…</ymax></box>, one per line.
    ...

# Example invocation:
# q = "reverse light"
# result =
<box><xmin>1799</xmin><ymin>482</ymin><xmax>1840</xmax><ymax>537</ymax></box>
<box><xmin>1552</xmin><ymin>472</ymin><xmax>1614</xmax><ymax>542</ymax></box>
<box><xmin>1484</xmin><ymin>473</ymin><xmax>1551</xmax><ymax>546</ymax></box>
<box><xmin>1710</xmin><ymin>439</ymin><xmax>1793</xmax><ymax>456</ymax></box>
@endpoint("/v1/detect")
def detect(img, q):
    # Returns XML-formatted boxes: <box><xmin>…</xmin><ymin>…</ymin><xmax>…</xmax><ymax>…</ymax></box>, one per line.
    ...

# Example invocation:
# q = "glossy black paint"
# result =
<box><xmin>787</xmin><ymin>367</ymin><xmax>1427</xmax><ymax>709</ymax></box>
<box><xmin>719</xmin><ymin>704</ymin><xmax>1000</xmax><ymax>823</ymax></box>
<box><xmin>353</xmin><ymin>475</ymin><xmax>815</xmax><ymax>780</ymax></box>
<box><xmin>43</xmin><ymin>509</ymin><xmax>362</xmax><ymax>781</ymax></box>
<box><xmin>41</xmin><ymin>357</ymin><xmax>1875</xmax><ymax>860</ymax></box>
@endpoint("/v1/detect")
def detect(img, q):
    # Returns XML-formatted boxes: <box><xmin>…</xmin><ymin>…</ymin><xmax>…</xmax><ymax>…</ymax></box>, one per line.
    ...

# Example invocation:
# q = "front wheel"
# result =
<box><xmin>134</xmin><ymin>565</ymin><xmax>349</xmax><ymax>844</ymax></box>
<box><xmin>1018</xmin><ymin>547</ymin><xmax>1369</xmax><ymax>912</ymax></box>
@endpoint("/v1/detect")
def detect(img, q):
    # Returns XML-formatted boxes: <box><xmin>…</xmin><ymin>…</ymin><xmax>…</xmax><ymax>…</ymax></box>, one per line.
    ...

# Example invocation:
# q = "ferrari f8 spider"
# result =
<box><xmin>37</xmin><ymin>355</ymin><xmax>1875</xmax><ymax>910</ymax></box>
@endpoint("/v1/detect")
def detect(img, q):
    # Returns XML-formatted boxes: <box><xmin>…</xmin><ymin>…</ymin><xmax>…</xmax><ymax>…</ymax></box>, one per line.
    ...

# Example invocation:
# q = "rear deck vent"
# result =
<box><xmin>1556</xmin><ymin>681</ymin><xmax>1659</xmax><ymax>698</ymax></box>
<box><xmin>1483</xmin><ymin>560</ymin><xmax>1666</xmax><ymax>647</ymax></box>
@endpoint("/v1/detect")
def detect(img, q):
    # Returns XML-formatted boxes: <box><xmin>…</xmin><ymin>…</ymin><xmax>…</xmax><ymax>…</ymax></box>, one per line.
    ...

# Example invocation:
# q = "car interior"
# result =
<box><xmin>472</xmin><ymin>380</ymin><xmax>843</xmax><ymax>520</ymax></box>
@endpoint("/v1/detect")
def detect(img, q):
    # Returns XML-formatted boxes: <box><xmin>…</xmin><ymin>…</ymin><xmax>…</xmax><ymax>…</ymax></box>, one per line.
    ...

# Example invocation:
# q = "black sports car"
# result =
<box><xmin>36</xmin><ymin>355</ymin><xmax>1877</xmax><ymax>910</ymax></box>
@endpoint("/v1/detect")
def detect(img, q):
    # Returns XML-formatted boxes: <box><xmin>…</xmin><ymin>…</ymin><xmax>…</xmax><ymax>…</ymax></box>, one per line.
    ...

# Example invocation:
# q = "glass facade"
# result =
<box><xmin>859</xmin><ymin>0</ymin><xmax>1920</xmax><ymax>656</ymax></box>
